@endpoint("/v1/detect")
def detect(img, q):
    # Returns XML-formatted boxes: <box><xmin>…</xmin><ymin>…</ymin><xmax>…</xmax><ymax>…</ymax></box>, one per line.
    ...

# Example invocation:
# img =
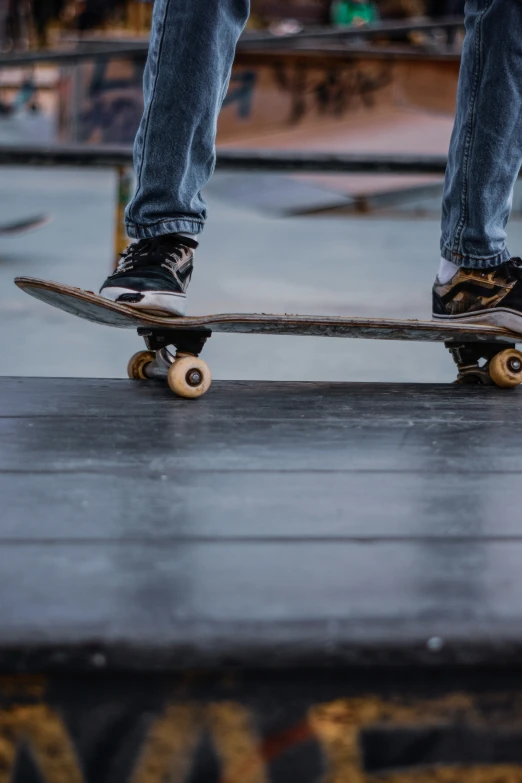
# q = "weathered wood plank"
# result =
<box><xmin>2</xmin><ymin>471</ymin><xmax>521</xmax><ymax>539</ymax></box>
<box><xmin>1</xmin><ymin>414</ymin><xmax>521</xmax><ymax>472</ymax></box>
<box><xmin>0</xmin><ymin>539</ymin><xmax>519</xmax><ymax>667</ymax></box>
<box><xmin>2</xmin><ymin>378</ymin><xmax>522</xmax><ymax>421</ymax></box>
<box><xmin>1</xmin><ymin>377</ymin><xmax>522</xmax><ymax>670</ymax></box>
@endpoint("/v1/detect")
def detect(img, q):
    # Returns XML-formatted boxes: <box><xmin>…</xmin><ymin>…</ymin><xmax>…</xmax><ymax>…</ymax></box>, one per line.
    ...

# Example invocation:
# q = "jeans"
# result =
<box><xmin>128</xmin><ymin>0</ymin><xmax>522</xmax><ymax>269</ymax></box>
<box><xmin>125</xmin><ymin>0</ymin><xmax>250</xmax><ymax>238</ymax></box>
<box><xmin>441</xmin><ymin>0</ymin><xmax>522</xmax><ymax>268</ymax></box>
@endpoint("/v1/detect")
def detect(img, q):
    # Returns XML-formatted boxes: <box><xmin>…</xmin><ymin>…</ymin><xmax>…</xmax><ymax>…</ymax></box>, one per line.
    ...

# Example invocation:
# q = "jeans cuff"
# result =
<box><xmin>440</xmin><ymin>244</ymin><xmax>511</xmax><ymax>269</ymax></box>
<box><xmin>126</xmin><ymin>218</ymin><xmax>204</xmax><ymax>239</ymax></box>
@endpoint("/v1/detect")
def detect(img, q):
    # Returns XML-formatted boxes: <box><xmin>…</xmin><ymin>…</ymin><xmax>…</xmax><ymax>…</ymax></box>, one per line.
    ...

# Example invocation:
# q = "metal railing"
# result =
<box><xmin>240</xmin><ymin>16</ymin><xmax>464</xmax><ymax>48</ymax></box>
<box><xmin>0</xmin><ymin>144</ymin><xmax>450</xmax><ymax>174</ymax></box>
<box><xmin>0</xmin><ymin>17</ymin><xmax>465</xmax><ymax>68</ymax></box>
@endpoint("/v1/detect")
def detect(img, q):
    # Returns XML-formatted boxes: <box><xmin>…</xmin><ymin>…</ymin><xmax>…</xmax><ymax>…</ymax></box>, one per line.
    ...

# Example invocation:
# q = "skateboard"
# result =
<box><xmin>0</xmin><ymin>214</ymin><xmax>51</xmax><ymax>236</ymax></box>
<box><xmin>15</xmin><ymin>276</ymin><xmax>522</xmax><ymax>399</ymax></box>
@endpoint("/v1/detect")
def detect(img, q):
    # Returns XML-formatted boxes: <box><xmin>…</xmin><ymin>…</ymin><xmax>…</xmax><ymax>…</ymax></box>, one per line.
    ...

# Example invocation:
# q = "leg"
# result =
<box><xmin>433</xmin><ymin>0</ymin><xmax>522</xmax><ymax>335</ymax></box>
<box><xmin>125</xmin><ymin>0</ymin><xmax>250</xmax><ymax>239</ymax></box>
<box><xmin>100</xmin><ymin>0</ymin><xmax>249</xmax><ymax>316</ymax></box>
<box><xmin>441</xmin><ymin>0</ymin><xmax>522</xmax><ymax>268</ymax></box>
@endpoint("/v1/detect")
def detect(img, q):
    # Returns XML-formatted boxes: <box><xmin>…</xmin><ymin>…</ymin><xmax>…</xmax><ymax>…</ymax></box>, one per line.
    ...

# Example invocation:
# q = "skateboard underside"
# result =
<box><xmin>15</xmin><ymin>277</ymin><xmax>522</xmax><ymax>397</ymax></box>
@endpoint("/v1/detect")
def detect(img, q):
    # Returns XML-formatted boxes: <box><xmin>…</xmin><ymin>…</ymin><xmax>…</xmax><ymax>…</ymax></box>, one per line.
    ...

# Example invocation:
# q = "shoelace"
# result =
<box><xmin>504</xmin><ymin>257</ymin><xmax>522</xmax><ymax>283</ymax></box>
<box><xmin>116</xmin><ymin>237</ymin><xmax>187</xmax><ymax>273</ymax></box>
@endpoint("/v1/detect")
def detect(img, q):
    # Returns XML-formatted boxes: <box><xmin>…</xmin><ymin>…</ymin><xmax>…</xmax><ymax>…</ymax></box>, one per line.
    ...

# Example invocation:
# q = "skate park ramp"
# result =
<box><xmin>212</xmin><ymin>107</ymin><xmax>452</xmax><ymax>215</ymax></box>
<box><xmin>3</xmin><ymin>374</ymin><xmax>522</xmax><ymax>782</ymax></box>
<box><xmin>212</xmin><ymin>57</ymin><xmax>458</xmax><ymax>215</ymax></box>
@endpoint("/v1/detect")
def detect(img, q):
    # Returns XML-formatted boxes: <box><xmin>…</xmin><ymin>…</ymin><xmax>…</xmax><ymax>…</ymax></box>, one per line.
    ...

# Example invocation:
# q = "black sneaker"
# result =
<box><xmin>100</xmin><ymin>234</ymin><xmax>197</xmax><ymax>316</ymax></box>
<box><xmin>432</xmin><ymin>257</ymin><xmax>522</xmax><ymax>334</ymax></box>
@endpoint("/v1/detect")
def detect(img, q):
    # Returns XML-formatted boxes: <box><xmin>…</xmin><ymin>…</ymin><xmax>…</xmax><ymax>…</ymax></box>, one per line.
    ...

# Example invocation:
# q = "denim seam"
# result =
<box><xmin>126</xmin><ymin>0</ymin><xmax>172</xmax><ymax>226</ymax></box>
<box><xmin>452</xmin><ymin>0</ymin><xmax>492</xmax><ymax>258</ymax></box>
<box><xmin>441</xmin><ymin>244</ymin><xmax>511</xmax><ymax>268</ymax></box>
<box><xmin>126</xmin><ymin>217</ymin><xmax>205</xmax><ymax>228</ymax></box>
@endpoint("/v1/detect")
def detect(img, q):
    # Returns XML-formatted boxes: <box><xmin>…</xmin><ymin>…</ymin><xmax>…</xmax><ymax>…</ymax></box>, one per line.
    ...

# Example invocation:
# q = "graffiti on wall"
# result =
<box><xmin>270</xmin><ymin>62</ymin><xmax>392</xmax><ymax>123</ymax></box>
<box><xmin>59</xmin><ymin>55</ymin><xmax>393</xmax><ymax>144</ymax></box>
<box><xmin>3</xmin><ymin>675</ymin><xmax>522</xmax><ymax>782</ymax></box>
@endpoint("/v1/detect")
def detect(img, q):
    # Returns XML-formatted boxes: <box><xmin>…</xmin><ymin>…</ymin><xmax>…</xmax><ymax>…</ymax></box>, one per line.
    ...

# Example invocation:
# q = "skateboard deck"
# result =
<box><xmin>14</xmin><ymin>276</ymin><xmax>521</xmax><ymax>341</ymax></box>
<box><xmin>0</xmin><ymin>215</ymin><xmax>51</xmax><ymax>237</ymax></box>
<box><xmin>15</xmin><ymin>276</ymin><xmax>522</xmax><ymax>398</ymax></box>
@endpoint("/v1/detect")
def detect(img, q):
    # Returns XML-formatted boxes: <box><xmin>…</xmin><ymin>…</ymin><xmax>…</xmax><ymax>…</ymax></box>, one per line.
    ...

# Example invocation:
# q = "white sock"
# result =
<box><xmin>177</xmin><ymin>233</ymin><xmax>198</xmax><ymax>244</ymax></box>
<box><xmin>437</xmin><ymin>256</ymin><xmax>459</xmax><ymax>284</ymax></box>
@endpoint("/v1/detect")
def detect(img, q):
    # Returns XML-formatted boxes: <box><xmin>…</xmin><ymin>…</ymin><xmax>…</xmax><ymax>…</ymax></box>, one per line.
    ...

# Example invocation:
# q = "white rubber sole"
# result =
<box><xmin>433</xmin><ymin>307</ymin><xmax>522</xmax><ymax>336</ymax></box>
<box><xmin>100</xmin><ymin>286</ymin><xmax>187</xmax><ymax>316</ymax></box>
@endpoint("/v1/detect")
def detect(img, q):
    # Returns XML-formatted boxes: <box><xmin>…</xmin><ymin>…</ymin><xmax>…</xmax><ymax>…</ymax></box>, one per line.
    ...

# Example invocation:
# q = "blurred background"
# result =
<box><xmin>4</xmin><ymin>0</ymin><xmax>519</xmax><ymax>385</ymax></box>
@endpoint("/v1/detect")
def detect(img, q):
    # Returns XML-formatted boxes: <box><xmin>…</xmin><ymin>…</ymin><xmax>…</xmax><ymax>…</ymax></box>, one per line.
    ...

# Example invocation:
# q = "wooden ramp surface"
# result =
<box><xmin>2</xmin><ymin>375</ymin><xmax>522</xmax><ymax>669</ymax></box>
<box><xmin>3</xmin><ymin>376</ymin><xmax>522</xmax><ymax>783</ymax></box>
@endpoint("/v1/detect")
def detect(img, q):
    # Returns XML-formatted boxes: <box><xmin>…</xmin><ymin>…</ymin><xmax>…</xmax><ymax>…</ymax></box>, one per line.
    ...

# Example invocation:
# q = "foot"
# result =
<box><xmin>100</xmin><ymin>234</ymin><xmax>197</xmax><ymax>316</ymax></box>
<box><xmin>432</xmin><ymin>257</ymin><xmax>522</xmax><ymax>334</ymax></box>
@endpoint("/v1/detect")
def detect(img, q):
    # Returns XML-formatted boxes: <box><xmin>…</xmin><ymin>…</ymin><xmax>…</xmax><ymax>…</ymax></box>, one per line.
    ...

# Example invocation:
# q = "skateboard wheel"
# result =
<box><xmin>167</xmin><ymin>356</ymin><xmax>211</xmax><ymax>399</ymax></box>
<box><xmin>127</xmin><ymin>350</ymin><xmax>155</xmax><ymax>380</ymax></box>
<box><xmin>489</xmin><ymin>348</ymin><xmax>522</xmax><ymax>388</ymax></box>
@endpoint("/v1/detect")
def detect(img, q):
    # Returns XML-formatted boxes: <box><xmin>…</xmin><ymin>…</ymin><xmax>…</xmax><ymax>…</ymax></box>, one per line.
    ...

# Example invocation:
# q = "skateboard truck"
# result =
<box><xmin>126</xmin><ymin>327</ymin><xmax>213</xmax><ymax>399</ymax></box>
<box><xmin>137</xmin><ymin>326</ymin><xmax>211</xmax><ymax>356</ymax></box>
<box><xmin>445</xmin><ymin>340</ymin><xmax>522</xmax><ymax>386</ymax></box>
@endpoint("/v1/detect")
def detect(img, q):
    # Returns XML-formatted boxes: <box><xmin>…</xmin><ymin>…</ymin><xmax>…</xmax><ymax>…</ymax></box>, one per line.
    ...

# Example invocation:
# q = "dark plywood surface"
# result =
<box><xmin>2</xmin><ymin>377</ymin><xmax>522</xmax><ymax>670</ymax></box>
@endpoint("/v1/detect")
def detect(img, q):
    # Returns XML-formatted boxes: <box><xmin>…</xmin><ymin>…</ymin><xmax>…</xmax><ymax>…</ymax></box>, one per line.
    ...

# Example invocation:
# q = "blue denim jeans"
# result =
<box><xmin>441</xmin><ymin>0</ymin><xmax>522</xmax><ymax>268</ymax></box>
<box><xmin>125</xmin><ymin>0</ymin><xmax>250</xmax><ymax>238</ymax></box>
<box><xmin>128</xmin><ymin>0</ymin><xmax>521</xmax><ymax>266</ymax></box>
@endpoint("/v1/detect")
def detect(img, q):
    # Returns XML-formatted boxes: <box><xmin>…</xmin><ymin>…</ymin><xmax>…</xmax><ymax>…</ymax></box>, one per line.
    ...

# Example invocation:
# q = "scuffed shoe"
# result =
<box><xmin>100</xmin><ymin>234</ymin><xmax>197</xmax><ymax>316</ymax></box>
<box><xmin>432</xmin><ymin>257</ymin><xmax>522</xmax><ymax>335</ymax></box>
